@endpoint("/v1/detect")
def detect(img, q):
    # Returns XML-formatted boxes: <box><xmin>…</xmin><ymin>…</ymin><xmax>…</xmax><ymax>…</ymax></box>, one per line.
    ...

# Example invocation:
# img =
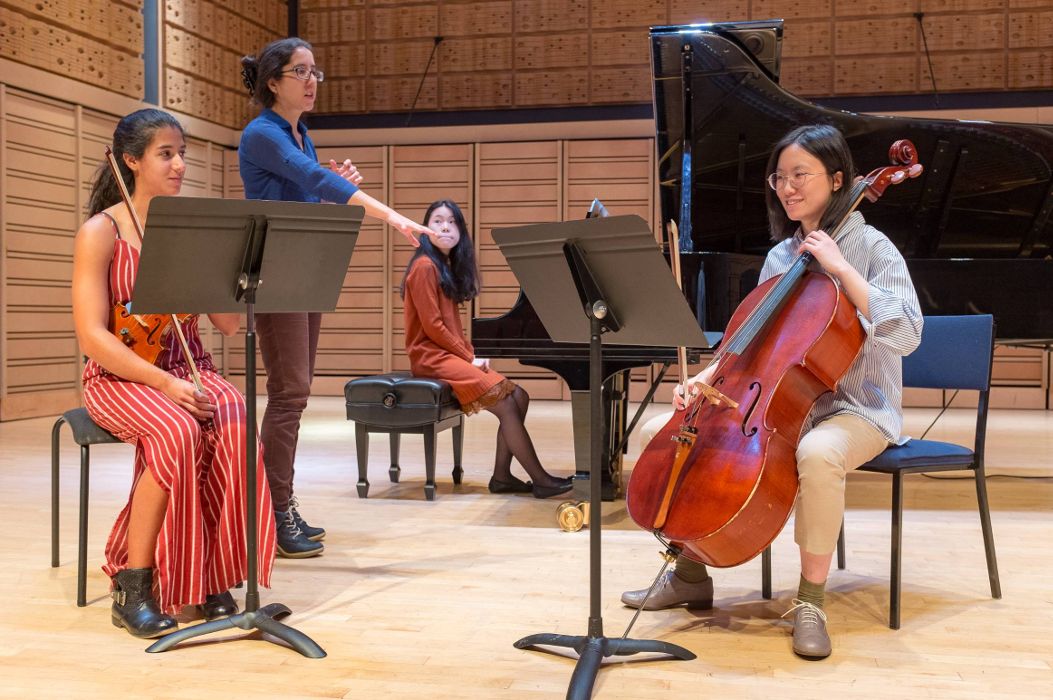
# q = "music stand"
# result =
<box><xmin>127</xmin><ymin>195</ymin><xmax>363</xmax><ymax>658</ymax></box>
<box><xmin>492</xmin><ymin>215</ymin><xmax>709</xmax><ymax>699</ymax></box>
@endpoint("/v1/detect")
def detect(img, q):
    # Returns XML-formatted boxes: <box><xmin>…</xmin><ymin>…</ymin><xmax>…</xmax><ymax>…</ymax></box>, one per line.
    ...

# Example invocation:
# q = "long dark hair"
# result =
<box><xmin>86</xmin><ymin>108</ymin><xmax>185</xmax><ymax>217</ymax></box>
<box><xmin>241</xmin><ymin>37</ymin><xmax>313</xmax><ymax>110</ymax></box>
<box><xmin>400</xmin><ymin>200</ymin><xmax>480</xmax><ymax>303</ymax></box>
<box><xmin>764</xmin><ymin>124</ymin><xmax>857</xmax><ymax>241</ymax></box>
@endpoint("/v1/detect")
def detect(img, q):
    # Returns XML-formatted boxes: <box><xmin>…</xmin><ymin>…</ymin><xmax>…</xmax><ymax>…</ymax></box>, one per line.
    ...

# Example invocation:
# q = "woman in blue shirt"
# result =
<box><xmin>239</xmin><ymin>37</ymin><xmax>432</xmax><ymax>559</ymax></box>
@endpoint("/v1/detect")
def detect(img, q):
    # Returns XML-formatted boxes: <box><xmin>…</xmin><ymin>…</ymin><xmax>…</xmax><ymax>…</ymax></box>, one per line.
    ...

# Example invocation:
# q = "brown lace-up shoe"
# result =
<box><xmin>620</xmin><ymin>570</ymin><xmax>714</xmax><ymax>610</ymax></box>
<box><xmin>783</xmin><ymin>599</ymin><xmax>832</xmax><ymax>659</ymax></box>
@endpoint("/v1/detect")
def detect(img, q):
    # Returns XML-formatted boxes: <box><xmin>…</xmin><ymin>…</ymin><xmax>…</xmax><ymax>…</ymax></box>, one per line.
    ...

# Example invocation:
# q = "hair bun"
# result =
<box><xmin>240</xmin><ymin>57</ymin><xmax>258</xmax><ymax>94</ymax></box>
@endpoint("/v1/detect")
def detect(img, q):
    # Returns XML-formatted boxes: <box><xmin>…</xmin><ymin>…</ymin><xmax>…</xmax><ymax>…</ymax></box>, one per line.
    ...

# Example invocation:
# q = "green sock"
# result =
<box><xmin>797</xmin><ymin>574</ymin><xmax>826</xmax><ymax>608</ymax></box>
<box><xmin>673</xmin><ymin>556</ymin><xmax>710</xmax><ymax>583</ymax></box>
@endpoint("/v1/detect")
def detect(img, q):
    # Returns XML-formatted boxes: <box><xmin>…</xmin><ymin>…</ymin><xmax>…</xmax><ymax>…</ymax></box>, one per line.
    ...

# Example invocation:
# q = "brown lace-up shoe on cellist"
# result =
<box><xmin>783</xmin><ymin>599</ymin><xmax>832</xmax><ymax>659</ymax></box>
<box><xmin>620</xmin><ymin>570</ymin><xmax>714</xmax><ymax>610</ymax></box>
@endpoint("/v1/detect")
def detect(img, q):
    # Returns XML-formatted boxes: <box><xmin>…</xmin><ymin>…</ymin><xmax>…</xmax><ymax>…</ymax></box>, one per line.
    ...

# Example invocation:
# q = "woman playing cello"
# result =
<box><xmin>622</xmin><ymin>124</ymin><xmax>923</xmax><ymax>659</ymax></box>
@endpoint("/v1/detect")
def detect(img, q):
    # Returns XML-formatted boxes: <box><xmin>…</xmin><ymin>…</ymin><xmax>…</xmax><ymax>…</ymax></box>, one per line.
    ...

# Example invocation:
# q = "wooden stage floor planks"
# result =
<box><xmin>1</xmin><ymin>397</ymin><xmax>1051</xmax><ymax>699</ymax></box>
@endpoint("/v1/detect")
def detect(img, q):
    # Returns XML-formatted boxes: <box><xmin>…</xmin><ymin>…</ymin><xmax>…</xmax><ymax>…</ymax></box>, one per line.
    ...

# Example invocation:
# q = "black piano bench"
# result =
<box><xmin>344</xmin><ymin>373</ymin><xmax>465</xmax><ymax>501</ymax></box>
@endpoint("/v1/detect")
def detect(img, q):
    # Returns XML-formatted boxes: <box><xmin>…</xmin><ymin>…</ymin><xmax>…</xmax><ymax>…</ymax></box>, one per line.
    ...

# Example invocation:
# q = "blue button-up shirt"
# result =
<box><xmin>238</xmin><ymin>108</ymin><xmax>359</xmax><ymax>204</ymax></box>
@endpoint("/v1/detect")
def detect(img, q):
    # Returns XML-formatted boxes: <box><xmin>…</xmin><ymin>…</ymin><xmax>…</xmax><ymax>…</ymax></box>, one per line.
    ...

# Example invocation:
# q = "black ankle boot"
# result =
<box><xmin>111</xmin><ymin>567</ymin><xmax>178</xmax><ymax>638</ymax></box>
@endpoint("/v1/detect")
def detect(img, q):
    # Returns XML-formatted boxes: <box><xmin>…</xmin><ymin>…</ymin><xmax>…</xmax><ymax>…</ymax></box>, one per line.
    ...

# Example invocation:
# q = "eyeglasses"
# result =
<box><xmin>766</xmin><ymin>171</ymin><xmax>824</xmax><ymax>191</ymax></box>
<box><xmin>281</xmin><ymin>65</ymin><xmax>324</xmax><ymax>82</ymax></box>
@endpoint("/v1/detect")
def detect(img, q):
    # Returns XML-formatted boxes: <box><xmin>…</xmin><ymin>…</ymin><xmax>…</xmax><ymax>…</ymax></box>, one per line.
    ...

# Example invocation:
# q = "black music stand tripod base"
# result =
<box><xmin>490</xmin><ymin>216</ymin><xmax>709</xmax><ymax>699</ymax></box>
<box><xmin>515</xmin><ymin>634</ymin><xmax>695</xmax><ymax>697</ymax></box>
<box><xmin>146</xmin><ymin>603</ymin><xmax>325</xmax><ymax>657</ymax></box>
<box><xmin>511</xmin><ymin>295</ymin><xmax>695</xmax><ymax>699</ymax></box>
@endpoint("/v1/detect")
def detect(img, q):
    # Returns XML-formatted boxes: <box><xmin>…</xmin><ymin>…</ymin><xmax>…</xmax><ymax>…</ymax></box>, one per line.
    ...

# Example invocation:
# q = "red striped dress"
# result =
<box><xmin>81</xmin><ymin>213</ymin><xmax>276</xmax><ymax>615</ymax></box>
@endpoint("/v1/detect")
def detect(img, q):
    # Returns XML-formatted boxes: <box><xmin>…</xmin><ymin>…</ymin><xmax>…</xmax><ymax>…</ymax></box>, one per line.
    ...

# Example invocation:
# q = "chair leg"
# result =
<box><xmin>389</xmin><ymin>432</ymin><xmax>401</xmax><ymax>483</ymax></box>
<box><xmin>889</xmin><ymin>472</ymin><xmax>904</xmax><ymax>629</ymax></box>
<box><xmin>451</xmin><ymin>416</ymin><xmax>464</xmax><ymax>485</ymax></box>
<box><xmin>51</xmin><ymin>416</ymin><xmax>66</xmax><ymax>568</ymax></box>
<box><xmin>837</xmin><ymin>520</ymin><xmax>846</xmax><ymax>570</ymax></box>
<box><xmin>423</xmin><ymin>424</ymin><xmax>437</xmax><ymax>501</ymax></box>
<box><xmin>77</xmin><ymin>445</ymin><xmax>90</xmax><ymax>608</ymax></box>
<box><xmin>973</xmin><ymin>467</ymin><xmax>1002</xmax><ymax>599</ymax></box>
<box><xmin>355</xmin><ymin>423</ymin><xmax>370</xmax><ymax>498</ymax></box>
<box><xmin>761</xmin><ymin>546</ymin><xmax>772</xmax><ymax>600</ymax></box>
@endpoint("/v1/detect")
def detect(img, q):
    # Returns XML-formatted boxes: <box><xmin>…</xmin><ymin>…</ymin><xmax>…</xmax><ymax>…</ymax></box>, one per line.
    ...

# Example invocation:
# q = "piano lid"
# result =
<box><xmin>650</xmin><ymin>21</ymin><xmax>1053</xmax><ymax>340</ymax></box>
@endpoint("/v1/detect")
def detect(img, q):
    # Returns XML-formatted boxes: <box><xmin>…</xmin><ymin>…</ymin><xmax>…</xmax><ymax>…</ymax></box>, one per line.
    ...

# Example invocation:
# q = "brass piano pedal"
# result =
<box><xmin>556</xmin><ymin>500</ymin><xmax>590</xmax><ymax>532</ymax></box>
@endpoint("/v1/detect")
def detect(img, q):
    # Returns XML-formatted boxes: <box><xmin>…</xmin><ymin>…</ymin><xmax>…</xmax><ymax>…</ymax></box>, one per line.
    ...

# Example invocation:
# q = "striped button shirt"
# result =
<box><xmin>758</xmin><ymin>211</ymin><xmax>924</xmax><ymax>443</ymax></box>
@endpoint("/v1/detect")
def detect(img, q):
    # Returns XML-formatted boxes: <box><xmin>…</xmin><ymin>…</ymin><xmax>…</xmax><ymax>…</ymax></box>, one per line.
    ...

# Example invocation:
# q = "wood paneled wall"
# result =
<box><xmin>0</xmin><ymin>103</ymin><xmax>1048</xmax><ymax>418</ymax></box>
<box><xmin>0</xmin><ymin>0</ymin><xmax>144</xmax><ymax>98</ymax></box>
<box><xmin>163</xmin><ymin>0</ymin><xmax>287</xmax><ymax>128</ymax></box>
<box><xmin>0</xmin><ymin>85</ymin><xmax>233</xmax><ymax>420</ymax></box>
<box><xmin>0</xmin><ymin>0</ymin><xmax>285</xmax><ymax>128</ymax></box>
<box><xmin>476</xmin><ymin>140</ymin><xmax>564</xmax><ymax>398</ymax></box>
<box><xmin>301</xmin><ymin>0</ymin><xmax>1051</xmax><ymax>115</ymax></box>
<box><xmin>1</xmin><ymin>1</ymin><xmax>1048</xmax><ymax>127</ymax></box>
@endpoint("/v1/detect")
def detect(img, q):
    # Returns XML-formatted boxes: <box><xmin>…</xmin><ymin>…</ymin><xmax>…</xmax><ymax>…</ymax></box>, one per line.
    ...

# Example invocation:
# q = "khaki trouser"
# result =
<box><xmin>793</xmin><ymin>413</ymin><xmax>888</xmax><ymax>554</ymax></box>
<box><xmin>640</xmin><ymin>411</ymin><xmax>888</xmax><ymax>556</ymax></box>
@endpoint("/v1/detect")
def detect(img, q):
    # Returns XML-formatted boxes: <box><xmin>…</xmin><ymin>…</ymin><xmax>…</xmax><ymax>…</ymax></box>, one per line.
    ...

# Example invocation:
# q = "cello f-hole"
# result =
<box><xmin>740</xmin><ymin>382</ymin><xmax>762</xmax><ymax>437</ymax></box>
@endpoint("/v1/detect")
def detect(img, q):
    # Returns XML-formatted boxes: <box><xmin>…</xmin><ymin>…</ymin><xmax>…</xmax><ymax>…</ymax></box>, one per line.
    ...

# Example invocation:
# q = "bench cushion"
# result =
<box><xmin>345</xmin><ymin>373</ymin><xmax>462</xmax><ymax>428</ymax></box>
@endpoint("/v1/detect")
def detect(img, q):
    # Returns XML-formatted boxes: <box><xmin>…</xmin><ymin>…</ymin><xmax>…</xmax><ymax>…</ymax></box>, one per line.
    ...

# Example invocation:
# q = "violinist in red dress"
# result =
<box><xmin>72</xmin><ymin>109</ymin><xmax>276</xmax><ymax>638</ymax></box>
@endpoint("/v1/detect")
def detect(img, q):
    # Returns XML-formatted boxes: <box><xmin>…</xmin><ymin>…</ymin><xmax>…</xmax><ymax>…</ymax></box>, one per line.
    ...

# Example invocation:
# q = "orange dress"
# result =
<box><xmin>403</xmin><ymin>257</ymin><xmax>515</xmax><ymax>414</ymax></box>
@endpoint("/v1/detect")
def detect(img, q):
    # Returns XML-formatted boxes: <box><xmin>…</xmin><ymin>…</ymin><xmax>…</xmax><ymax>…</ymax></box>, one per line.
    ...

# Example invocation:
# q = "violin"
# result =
<box><xmin>110</xmin><ymin>303</ymin><xmax>193</xmax><ymax>366</ymax></box>
<box><xmin>625</xmin><ymin>140</ymin><xmax>923</xmax><ymax>567</ymax></box>
<box><xmin>103</xmin><ymin>146</ymin><xmax>205</xmax><ymax>392</ymax></box>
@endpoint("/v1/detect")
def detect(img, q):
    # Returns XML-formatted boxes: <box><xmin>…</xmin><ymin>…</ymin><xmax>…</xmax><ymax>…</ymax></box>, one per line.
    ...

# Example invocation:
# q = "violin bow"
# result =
<box><xmin>105</xmin><ymin>146</ymin><xmax>206</xmax><ymax>393</ymax></box>
<box><xmin>666</xmin><ymin>221</ymin><xmax>738</xmax><ymax>410</ymax></box>
<box><xmin>666</xmin><ymin>220</ymin><xmax>690</xmax><ymax>388</ymax></box>
<box><xmin>665</xmin><ymin>222</ymin><xmax>741</xmax><ymax>410</ymax></box>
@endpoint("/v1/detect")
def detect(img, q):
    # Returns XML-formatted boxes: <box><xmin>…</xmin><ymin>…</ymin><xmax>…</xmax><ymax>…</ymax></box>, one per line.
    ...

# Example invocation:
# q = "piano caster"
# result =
<box><xmin>556</xmin><ymin>500</ymin><xmax>590</xmax><ymax>532</ymax></box>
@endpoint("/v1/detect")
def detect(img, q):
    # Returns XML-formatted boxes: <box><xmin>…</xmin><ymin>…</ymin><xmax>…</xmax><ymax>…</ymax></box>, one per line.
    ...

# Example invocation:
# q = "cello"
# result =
<box><xmin>625</xmin><ymin>139</ymin><xmax>923</xmax><ymax>568</ymax></box>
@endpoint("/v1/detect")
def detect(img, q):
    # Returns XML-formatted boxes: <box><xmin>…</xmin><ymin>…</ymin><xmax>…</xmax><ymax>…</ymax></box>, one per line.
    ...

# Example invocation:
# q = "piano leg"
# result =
<box><xmin>567</xmin><ymin>366</ymin><xmax>672</xmax><ymax>502</ymax></box>
<box><xmin>569</xmin><ymin>372</ymin><xmax>627</xmax><ymax>502</ymax></box>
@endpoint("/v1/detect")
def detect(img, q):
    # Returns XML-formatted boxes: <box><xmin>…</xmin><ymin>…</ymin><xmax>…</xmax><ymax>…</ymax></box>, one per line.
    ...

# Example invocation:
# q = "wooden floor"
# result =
<box><xmin>1</xmin><ymin>398</ymin><xmax>1051</xmax><ymax>699</ymax></box>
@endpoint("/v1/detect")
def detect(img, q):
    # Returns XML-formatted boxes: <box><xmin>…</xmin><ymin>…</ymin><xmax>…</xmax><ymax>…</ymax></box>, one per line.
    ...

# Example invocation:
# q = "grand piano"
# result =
<box><xmin>473</xmin><ymin>20</ymin><xmax>1053</xmax><ymax>499</ymax></box>
<box><xmin>650</xmin><ymin>20</ymin><xmax>1053</xmax><ymax>340</ymax></box>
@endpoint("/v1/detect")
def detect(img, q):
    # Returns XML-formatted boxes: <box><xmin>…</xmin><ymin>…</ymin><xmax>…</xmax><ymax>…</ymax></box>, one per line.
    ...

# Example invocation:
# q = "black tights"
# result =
<box><xmin>486</xmin><ymin>386</ymin><xmax>562</xmax><ymax>488</ymax></box>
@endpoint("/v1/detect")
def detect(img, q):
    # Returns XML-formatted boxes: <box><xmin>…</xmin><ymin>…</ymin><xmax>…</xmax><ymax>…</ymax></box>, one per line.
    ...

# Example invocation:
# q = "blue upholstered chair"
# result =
<box><xmin>762</xmin><ymin>314</ymin><xmax>1002</xmax><ymax>629</ymax></box>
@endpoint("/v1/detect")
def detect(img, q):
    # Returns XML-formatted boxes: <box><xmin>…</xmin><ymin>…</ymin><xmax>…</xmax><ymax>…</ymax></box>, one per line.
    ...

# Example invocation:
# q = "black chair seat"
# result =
<box><xmin>63</xmin><ymin>407</ymin><xmax>122</xmax><ymax>446</ymax></box>
<box><xmin>859</xmin><ymin>439</ymin><xmax>974</xmax><ymax>472</ymax></box>
<box><xmin>345</xmin><ymin>373</ymin><xmax>464</xmax><ymax>501</ymax></box>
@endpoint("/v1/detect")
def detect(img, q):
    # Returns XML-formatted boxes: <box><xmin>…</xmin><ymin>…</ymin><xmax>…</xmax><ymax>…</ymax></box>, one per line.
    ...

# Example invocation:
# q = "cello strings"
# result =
<box><xmin>680</xmin><ymin>179</ymin><xmax>869</xmax><ymax>410</ymax></box>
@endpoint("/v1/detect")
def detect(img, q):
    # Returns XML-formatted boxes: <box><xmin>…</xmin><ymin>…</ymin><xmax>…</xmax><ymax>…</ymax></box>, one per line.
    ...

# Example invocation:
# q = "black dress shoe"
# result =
<box><xmin>201</xmin><ymin>590</ymin><xmax>238</xmax><ymax>620</ymax></box>
<box><xmin>532</xmin><ymin>476</ymin><xmax>575</xmax><ymax>499</ymax></box>
<box><xmin>488</xmin><ymin>475</ymin><xmax>533</xmax><ymax>494</ymax></box>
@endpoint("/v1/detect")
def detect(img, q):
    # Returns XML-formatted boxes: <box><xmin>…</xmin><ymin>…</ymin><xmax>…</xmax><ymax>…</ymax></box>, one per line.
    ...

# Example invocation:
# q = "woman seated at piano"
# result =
<box><xmin>401</xmin><ymin>199</ymin><xmax>574</xmax><ymax>499</ymax></box>
<box><xmin>623</xmin><ymin>124</ymin><xmax>922</xmax><ymax>660</ymax></box>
